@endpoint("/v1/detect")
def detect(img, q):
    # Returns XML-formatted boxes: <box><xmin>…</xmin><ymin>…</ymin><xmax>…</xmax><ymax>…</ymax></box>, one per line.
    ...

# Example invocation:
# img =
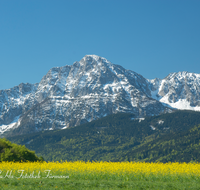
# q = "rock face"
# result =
<box><xmin>149</xmin><ymin>72</ymin><xmax>200</xmax><ymax>111</ymax></box>
<box><xmin>0</xmin><ymin>55</ymin><xmax>199</xmax><ymax>136</ymax></box>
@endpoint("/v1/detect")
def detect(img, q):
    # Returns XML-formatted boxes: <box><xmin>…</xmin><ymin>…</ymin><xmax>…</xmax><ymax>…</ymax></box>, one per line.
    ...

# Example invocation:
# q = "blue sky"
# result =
<box><xmin>0</xmin><ymin>0</ymin><xmax>200</xmax><ymax>90</ymax></box>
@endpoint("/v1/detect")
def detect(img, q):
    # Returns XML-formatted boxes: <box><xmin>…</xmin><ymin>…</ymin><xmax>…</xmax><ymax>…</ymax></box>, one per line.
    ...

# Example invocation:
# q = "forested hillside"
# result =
<box><xmin>7</xmin><ymin>110</ymin><xmax>200</xmax><ymax>162</ymax></box>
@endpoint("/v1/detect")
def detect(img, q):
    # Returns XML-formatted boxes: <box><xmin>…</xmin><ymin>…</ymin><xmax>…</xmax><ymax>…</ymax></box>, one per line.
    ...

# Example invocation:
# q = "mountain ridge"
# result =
<box><xmin>0</xmin><ymin>55</ymin><xmax>200</xmax><ymax>137</ymax></box>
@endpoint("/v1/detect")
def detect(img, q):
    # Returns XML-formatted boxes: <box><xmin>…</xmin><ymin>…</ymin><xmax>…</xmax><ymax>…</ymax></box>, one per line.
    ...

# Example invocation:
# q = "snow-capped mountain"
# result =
<box><xmin>0</xmin><ymin>55</ymin><xmax>199</xmax><ymax>136</ymax></box>
<box><xmin>149</xmin><ymin>72</ymin><xmax>200</xmax><ymax>111</ymax></box>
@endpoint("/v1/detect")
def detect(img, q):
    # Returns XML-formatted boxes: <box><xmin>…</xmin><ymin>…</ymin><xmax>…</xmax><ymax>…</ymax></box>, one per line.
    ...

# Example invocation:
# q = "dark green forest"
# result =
<box><xmin>7</xmin><ymin>110</ymin><xmax>200</xmax><ymax>162</ymax></box>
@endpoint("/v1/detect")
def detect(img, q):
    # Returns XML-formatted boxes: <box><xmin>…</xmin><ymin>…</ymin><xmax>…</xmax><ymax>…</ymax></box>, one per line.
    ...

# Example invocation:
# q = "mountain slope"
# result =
<box><xmin>124</xmin><ymin>122</ymin><xmax>200</xmax><ymax>163</ymax></box>
<box><xmin>7</xmin><ymin>110</ymin><xmax>200</xmax><ymax>162</ymax></box>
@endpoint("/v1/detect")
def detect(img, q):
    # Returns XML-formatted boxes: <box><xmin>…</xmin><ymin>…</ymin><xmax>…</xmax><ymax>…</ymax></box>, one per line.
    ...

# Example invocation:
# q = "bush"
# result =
<box><xmin>0</xmin><ymin>138</ymin><xmax>43</xmax><ymax>162</ymax></box>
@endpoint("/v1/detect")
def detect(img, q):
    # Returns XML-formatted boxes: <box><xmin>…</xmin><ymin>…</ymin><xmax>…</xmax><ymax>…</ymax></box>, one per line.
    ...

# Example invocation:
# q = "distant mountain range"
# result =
<box><xmin>1</xmin><ymin>55</ymin><xmax>200</xmax><ymax>137</ymax></box>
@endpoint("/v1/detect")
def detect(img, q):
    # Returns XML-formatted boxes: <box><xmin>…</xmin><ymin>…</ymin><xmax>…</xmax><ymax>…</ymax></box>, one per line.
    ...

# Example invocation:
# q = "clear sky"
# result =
<box><xmin>0</xmin><ymin>0</ymin><xmax>200</xmax><ymax>90</ymax></box>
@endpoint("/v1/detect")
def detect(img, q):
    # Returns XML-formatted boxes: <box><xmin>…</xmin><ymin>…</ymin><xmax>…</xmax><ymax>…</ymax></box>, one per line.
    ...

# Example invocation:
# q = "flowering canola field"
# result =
<box><xmin>1</xmin><ymin>161</ymin><xmax>200</xmax><ymax>178</ymax></box>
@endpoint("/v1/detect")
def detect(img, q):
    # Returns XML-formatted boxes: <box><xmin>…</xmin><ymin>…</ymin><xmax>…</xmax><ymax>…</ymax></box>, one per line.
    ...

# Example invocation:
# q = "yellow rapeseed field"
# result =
<box><xmin>1</xmin><ymin>161</ymin><xmax>200</xmax><ymax>178</ymax></box>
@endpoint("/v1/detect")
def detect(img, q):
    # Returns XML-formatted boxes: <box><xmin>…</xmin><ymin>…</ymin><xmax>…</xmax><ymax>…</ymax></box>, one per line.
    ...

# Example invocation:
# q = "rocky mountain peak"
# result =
<box><xmin>0</xmin><ymin>55</ymin><xmax>200</xmax><ymax>137</ymax></box>
<box><xmin>149</xmin><ymin>71</ymin><xmax>200</xmax><ymax>110</ymax></box>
